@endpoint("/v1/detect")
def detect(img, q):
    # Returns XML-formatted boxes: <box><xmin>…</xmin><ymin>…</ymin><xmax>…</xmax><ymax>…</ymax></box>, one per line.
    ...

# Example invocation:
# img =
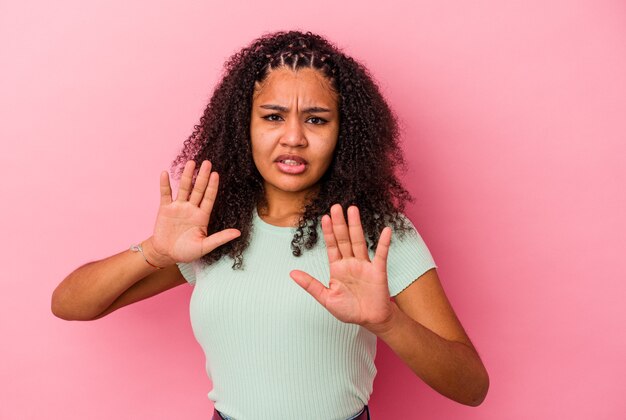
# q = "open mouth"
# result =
<box><xmin>279</xmin><ymin>159</ymin><xmax>303</xmax><ymax>166</ymax></box>
<box><xmin>275</xmin><ymin>154</ymin><xmax>307</xmax><ymax>174</ymax></box>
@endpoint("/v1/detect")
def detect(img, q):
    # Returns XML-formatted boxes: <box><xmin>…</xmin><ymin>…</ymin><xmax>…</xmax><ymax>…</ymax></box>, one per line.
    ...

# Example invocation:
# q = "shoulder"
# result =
<box><xmin>382</xmin><ymin>212</ymin><xmax>422</xmax><ymax>246</ymax></box>
<box><xmin>384</xmin><ymin>212</ymin><xmax>438</xmax><ymax>297</ymax></box>
<box><xmin>386</xmin><ymin>213</ymin><xmax>430</xmax><ymax>255</ymax></box>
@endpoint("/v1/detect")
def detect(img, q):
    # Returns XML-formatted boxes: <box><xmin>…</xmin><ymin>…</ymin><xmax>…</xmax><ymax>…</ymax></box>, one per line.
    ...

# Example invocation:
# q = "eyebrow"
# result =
<box><xmin>259</xmin><ymin>104</ymin><xmax>333</xmax><ymax>113</ymax></box>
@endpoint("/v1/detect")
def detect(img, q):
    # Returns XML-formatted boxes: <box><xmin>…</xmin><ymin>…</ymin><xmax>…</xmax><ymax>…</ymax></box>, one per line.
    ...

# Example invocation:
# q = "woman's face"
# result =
<box><xmin>250</xmin><ymin>66</ymin><xmax>340</xmax><ymax>203</ymax></box>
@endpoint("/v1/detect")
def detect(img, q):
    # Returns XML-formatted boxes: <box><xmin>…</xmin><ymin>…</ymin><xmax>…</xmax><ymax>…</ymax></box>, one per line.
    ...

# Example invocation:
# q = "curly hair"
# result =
<box><xmin>172</xmin><ymin>30</ymin><xmax>413</xmax><ymax>269</ymax></box>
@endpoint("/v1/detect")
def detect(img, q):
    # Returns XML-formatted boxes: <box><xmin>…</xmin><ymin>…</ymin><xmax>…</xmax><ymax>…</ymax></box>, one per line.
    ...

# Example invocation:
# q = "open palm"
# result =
<box><xmin>148</xmin><ymin>160</ymin><xmax>240</xmax><ymax>266</ymax></box>
<box><xmin>290</xmin><ymin>204</ymin><xmax>394</xmax><ymax>328</ymax></box>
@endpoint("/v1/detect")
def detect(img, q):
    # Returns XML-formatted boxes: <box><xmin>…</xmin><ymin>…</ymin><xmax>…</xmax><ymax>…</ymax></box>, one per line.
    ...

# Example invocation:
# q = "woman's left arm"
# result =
<box><xmin>290</xmin><ymin>204</ymin><xmax>489</xmax><ymax>407</ymax></box>
<box><xmin>372</xmin><ymin>268</ymin><xmax>489</xmax><ymax>406</ymax></box>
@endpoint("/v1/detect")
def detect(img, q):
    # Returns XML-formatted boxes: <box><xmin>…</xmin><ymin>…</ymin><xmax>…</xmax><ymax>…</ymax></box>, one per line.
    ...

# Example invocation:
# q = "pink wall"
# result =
<box><xmin>1</xmin><ymin>0</ymin><xmax>624</xmax><ymax>418</ymax></box>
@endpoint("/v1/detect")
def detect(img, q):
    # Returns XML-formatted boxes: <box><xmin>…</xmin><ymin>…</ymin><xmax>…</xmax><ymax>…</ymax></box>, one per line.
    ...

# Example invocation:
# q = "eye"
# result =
<box><xmin>262</xmin><ymin>114</ymin><xmax>283</xmax><ymax>122</ymax></box>
<box><xmin>307</xmin><ymin>116</ymin><xmax>328</xmax><ymax>125</ymax></box>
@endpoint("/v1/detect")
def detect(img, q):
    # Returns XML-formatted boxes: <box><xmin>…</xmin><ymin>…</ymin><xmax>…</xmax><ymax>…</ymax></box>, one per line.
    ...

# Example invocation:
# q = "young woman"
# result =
<box><xmin>52</xmin><ymin>30</ymin><xmax>489</xmax><ymax>420</ymax></box>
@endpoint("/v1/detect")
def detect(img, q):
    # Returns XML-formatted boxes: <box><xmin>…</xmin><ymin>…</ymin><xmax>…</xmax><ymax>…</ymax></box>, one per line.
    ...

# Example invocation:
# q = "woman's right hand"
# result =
<box><xmin>143</xmin><ymin>160</ymin><xmax>241</xmax><ymax>267</ymax></box>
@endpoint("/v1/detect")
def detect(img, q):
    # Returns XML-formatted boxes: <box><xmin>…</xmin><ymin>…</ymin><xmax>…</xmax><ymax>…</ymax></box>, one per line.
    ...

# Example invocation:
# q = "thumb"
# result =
<box><xmin>200</xmin><ymin>229</ymin><xmax>241</xmax><ymax>256</ymax></box>
<box><xmin>290</xmin><ymin>270</ymin><xmax>328</xmax><ymax>307</ymax></box>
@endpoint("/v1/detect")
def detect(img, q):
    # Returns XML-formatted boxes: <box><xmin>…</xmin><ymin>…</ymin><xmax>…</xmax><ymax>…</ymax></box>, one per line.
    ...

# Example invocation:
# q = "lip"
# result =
<box><xmin>274</xmin><ymin>154</ymin><xmax>308</xmax><ymax>175</ymax></box>
<box><xmin>274</xmin><ymin>154</ymin><xmax>308</xmax><ymax>164</ymax></box>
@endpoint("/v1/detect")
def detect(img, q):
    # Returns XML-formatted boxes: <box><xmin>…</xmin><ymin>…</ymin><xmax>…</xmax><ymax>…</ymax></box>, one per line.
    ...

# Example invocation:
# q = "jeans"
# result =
<box><xmin>212</xmin><ymin>405</ymin><xmax>369</xmax><ymax>420</ymax></box>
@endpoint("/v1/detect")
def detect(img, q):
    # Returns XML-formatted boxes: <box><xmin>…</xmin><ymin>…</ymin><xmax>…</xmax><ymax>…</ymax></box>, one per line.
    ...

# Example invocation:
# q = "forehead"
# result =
<box><xmin>253</xmin><ymin>67</ymin><xmax>338</xmax><ymax>106</ymax></box>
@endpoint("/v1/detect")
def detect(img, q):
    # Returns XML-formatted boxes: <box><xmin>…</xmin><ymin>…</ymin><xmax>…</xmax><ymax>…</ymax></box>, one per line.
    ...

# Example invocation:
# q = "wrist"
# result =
<box><xmin>138</xmin><ymin>237</ymin><xmax>173</xmax><ymax>268</ymax></box>
<box><xmin>363</xmin><ymin>301</ymin><xmax>402</xmax><ymax>338</ymax></box>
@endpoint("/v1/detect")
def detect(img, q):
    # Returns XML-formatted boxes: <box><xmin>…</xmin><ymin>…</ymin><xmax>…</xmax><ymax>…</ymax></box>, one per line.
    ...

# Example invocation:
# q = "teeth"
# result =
<box><xmin>282</xmin><ymin>159</ymin><xmax>300</xmax><ymax>165</ymax></box>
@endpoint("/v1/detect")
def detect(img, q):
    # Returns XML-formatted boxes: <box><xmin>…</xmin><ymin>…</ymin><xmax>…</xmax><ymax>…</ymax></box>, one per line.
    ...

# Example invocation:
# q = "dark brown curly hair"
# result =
<box><xmin>172</xmin><ymin>30</ymin><xmax>413</xmax><ymax>269</ymax></box>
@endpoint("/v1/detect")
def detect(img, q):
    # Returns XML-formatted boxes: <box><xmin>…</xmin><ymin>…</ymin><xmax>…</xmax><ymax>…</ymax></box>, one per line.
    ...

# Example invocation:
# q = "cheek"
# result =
<box><xmin>250</xmin><ymin>140</ymin><xmax>272</xmax><ymax>173</ymax></box>
<box><xmin>317</xmin><ymin>144</ymin><xmax>338</xmax><ymax>171</ymax></box>
<box><xmin>249</xmin><ymin>127</ymin><xmax>264</xmax><ymax>154</ymax></box>
<box><xmin>250</xmin><ymin>144</ymin><xmax>264</xmax><ymax>167</ymax></box>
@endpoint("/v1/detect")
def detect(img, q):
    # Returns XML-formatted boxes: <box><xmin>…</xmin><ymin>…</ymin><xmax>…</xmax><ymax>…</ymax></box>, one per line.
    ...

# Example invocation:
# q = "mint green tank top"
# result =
<box><xmin>177</xmin><ymin>209</ymin><xmax>437</xmax><ymax>420</ymax></box>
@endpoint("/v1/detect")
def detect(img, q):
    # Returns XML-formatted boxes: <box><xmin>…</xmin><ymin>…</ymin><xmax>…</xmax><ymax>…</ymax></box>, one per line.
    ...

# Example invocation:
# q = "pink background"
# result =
<box><xmin>1</xmin><ymin>0</ymin><xmax>624</xmax><ymax>418</ymax></box>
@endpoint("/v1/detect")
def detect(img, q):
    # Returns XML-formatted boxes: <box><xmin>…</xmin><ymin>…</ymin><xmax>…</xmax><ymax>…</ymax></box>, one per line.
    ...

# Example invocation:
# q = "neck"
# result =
<box><xmin>258</xmin><ymin>184</ymin><xmax>319</xmax><ymax>227</ymax></box>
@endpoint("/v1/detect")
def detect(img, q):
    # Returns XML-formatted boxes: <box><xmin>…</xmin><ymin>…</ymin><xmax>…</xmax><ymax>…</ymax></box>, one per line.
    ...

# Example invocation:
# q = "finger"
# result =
<box><xmin>176</xmin><ymin>160</ymin><xmax>196</xmax><ymax>201</ymax></box>
<box><xmin>200</xmin><ymin>228</ymin><xmax>241</xmax><ymax>256</ymax></box>
<box><xmin>189</xmin><ymin>160</ymin><xmax>212</xmax><ymax>206</ymax></box>
<box><xmin>373</xmin><ymin>227</ymin><xmax>392</xmax><ymax>273</ymax></box>
<box><xmin>330</xmin><ymin>204</ymin><xmax>353</xmax><ymax>258</ymax></box>
<box><xmin>199</xmin><ymin>171</ymin><xmax>219</xmax><ymax>216</ymax></box>
<box><xmin>321</xmin><ymin>215</ymin><xmax>341</xmax><ymax>263</ymax></box>
<box><xmin>347</xmin><ymin>206</ymin><xmax>369</xmax><ymax>261</ymax></box>
<box><xmin>159</xmin><ymin>171</ymin><xmax>172</xmax><ymax>206</ymax></box>
<box><xmin>290</xmin><ymin>270</ymin><xmax>329</xmax><ymax>308</ymax></box>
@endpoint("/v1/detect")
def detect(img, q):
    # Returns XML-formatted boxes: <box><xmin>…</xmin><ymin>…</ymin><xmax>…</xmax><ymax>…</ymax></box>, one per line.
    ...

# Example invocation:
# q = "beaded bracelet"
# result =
<box><xmin>129</xmin><ymin>242</ymin><xmax>164</xmax><ymax>269</ymax></box>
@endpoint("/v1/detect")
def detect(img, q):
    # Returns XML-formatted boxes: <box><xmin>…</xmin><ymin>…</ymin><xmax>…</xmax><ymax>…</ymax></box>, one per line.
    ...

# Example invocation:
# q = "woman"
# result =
<box><xmin>52</xmin><ymin>30</ymin><xmax>489</xmax><ymax>419</ymax></box>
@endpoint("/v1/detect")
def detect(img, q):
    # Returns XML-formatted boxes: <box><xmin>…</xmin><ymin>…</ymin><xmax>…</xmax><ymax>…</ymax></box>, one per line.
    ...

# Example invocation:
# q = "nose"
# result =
<box><xmin>279</xmin><ymin>116</ymin><xmax>308</xmax><ymax>147</ymax></box>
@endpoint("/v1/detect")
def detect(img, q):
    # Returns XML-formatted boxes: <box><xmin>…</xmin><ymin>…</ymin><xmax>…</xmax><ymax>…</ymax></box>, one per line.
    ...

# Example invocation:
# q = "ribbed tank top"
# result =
<box><xmin>177</xmin><ymin>209</ymin><xmax>437</xmax><ymax>420</ymax></box>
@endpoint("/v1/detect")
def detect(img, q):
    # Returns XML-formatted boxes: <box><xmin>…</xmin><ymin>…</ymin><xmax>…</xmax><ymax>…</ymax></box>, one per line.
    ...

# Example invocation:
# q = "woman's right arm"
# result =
<box><xmin>51</xmin><ymin>160</ymin><xmax>241</xmax><ymax>321</ymax></box>
<box><xmin>51</xmin><ymin>239</ymin><xmax>185</xmax><ymax>321</ymax></box>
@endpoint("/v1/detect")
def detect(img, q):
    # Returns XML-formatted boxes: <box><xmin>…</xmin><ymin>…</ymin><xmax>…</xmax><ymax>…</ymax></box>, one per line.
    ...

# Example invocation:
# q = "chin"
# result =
<box><xmin>266</xmin><ymin>179</ymin><xmax>319</xmax><ymax>195</ymax></box>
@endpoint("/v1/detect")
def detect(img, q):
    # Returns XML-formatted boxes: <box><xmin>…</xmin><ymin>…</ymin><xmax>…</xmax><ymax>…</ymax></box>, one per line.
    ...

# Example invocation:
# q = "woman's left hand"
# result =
<box><xmin>290</xmin><ymin>204</ymin><xmax>394</xmax><ymax>332</ymax></box>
